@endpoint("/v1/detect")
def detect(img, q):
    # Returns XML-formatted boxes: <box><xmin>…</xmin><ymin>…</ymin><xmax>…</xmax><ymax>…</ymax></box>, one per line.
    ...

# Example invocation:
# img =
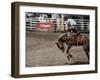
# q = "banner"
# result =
<box><xmin>36</xmin><ymin>22</ymin><xmax>55</xmax><ymax>32</ymax></box>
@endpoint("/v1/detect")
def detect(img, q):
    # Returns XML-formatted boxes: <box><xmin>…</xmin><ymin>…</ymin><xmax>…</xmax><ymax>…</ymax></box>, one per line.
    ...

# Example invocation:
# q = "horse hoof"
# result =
<box><xmin>67</xmin><ymin>55</ymin><xmax>72</xmax><ymax>60</ymax></box>
<box><xmin>62</xmin><ymin>49</ymin><xmax>65</xmax><ymax>53</ymax></box>
<box><xmin>67</xmin><ymin>57</ymin><xmax>74</xmax><ymax>64</ymax></box>
<box><xmin>67</xmin><ymin>56</ymin><xmax>70</xmax><ymax>60</ymax></box>
<box><xmin>62</xmin><ymin>51</ymin><xmax>64</xmax><ymax>53</ymax></box>
<box><xmin>69</xmin><ymin>55</ymin><xmax>73</xmax><ymax>58</ymax></box>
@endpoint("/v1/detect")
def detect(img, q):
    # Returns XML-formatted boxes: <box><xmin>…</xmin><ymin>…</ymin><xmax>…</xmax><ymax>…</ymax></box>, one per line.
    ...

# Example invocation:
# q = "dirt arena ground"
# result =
<box><xmin>26</xmin><ymin>31</ymin><xmax>89</xmax><ymax>67</ymax></box>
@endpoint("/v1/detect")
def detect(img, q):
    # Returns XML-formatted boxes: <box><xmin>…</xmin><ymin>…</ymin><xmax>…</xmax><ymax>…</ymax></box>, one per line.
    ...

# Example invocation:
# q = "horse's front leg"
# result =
<box><xmin>65</xmin><ymin>45</ymin><xmax>74</xmax><ymax>64</ymax></box>
<box><xmin>66</xmin><ymin>45</ymin><xmax>72</xmax><ymax>60</ymax></box>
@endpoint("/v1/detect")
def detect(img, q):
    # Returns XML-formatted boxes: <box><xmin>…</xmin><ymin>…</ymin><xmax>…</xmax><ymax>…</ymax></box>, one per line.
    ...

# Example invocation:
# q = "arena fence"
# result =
<box><xmin>26</xmin><ymin>17</ymin><xmax>89</xmax><ymax>33</ymax></box>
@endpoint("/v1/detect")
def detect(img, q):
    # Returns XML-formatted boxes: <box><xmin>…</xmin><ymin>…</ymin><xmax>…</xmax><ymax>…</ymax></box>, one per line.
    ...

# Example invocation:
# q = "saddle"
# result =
<box><xmin>65</xmin><ymin>29</ymin><xmax>82</xmax><ymax>45</ymax></box>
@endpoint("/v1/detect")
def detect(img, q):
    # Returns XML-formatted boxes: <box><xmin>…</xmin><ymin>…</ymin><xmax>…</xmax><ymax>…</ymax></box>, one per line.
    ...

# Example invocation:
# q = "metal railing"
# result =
<box><xmin>26</xmin><ymin>17</ymin><xmax>90</xmax><ymax>32</ymax></box>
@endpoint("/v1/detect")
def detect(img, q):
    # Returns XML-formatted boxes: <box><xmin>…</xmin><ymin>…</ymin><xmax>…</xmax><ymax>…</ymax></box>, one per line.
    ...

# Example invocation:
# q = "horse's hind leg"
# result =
<box><xmin>83</xmin><ymin>45</ymin><xmax>89</xmax><ymax>62</ymax></box>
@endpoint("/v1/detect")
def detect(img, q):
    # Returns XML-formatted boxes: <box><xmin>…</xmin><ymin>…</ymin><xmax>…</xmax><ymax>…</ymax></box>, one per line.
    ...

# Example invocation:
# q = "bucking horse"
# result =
<box><xmin>56</xmin><ymin>30</ymin><xmax>89</xmax><ymax>64</ymax></box>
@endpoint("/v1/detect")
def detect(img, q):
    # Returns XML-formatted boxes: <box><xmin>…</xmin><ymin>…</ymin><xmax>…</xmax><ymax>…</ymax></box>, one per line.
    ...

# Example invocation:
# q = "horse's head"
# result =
<box><xmin>55</xmin><ymin>32</ymin><xmax>73</xmax><ymax>52</ymax></box>
<box><xmin>55</xmin><ymin>41</ymin><xmax>65</xmax><ymax>52</ymax></box>
<box><xmin>55</xmin><ymin>33</ymin><xmax>67</xmax><ymax>52</ymax></box>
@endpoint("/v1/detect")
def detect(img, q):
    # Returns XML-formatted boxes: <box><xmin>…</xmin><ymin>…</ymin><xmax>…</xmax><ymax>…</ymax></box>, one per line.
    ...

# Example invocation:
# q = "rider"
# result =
<box><xmin>64</xmin><ymin>16</ymin><xmax>81</xmax><ymax>35</ymax></box>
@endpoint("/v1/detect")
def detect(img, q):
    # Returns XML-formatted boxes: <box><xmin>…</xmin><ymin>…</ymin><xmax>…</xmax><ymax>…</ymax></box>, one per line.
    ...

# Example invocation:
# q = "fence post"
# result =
<box><xmin>60</xmin><ymin>14</ymin><xmax>64</xmax><ymax>32</ymax></box>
